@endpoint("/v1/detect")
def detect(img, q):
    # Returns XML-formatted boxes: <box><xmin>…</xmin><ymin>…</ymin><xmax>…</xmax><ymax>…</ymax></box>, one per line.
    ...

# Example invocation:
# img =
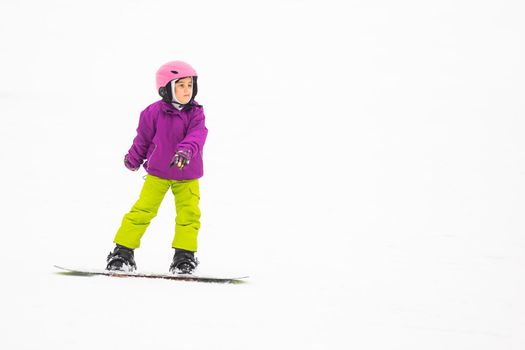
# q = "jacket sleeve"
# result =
<box><xmin>177</xmin><ymin>108</ymin><xmax>208</xmax><ymax>158</ymax></box>
<box><xmin>126</xmin><ymin>107</ymin><xmax>156</xmax><ymax>168</ymax></box>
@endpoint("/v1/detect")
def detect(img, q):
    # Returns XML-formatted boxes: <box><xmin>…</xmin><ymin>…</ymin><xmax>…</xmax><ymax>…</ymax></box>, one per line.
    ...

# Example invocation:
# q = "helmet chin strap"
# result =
<box><xmin>171</xmin><ymin>101</ymin><xmax>184</xmax><ymax>110</ymax></box>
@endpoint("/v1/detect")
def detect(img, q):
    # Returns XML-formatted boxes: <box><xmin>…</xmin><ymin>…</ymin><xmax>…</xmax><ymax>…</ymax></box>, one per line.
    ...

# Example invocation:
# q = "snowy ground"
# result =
<box><xmin>1</xmin><ymin>0</ymin><xmax>524</xmax><ymax>349</ymax></box>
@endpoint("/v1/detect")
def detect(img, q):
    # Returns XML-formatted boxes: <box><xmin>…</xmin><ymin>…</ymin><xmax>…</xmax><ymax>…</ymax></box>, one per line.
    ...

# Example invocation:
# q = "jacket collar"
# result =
<box><xmin>160</xmin><ymin>100</ymin><xmax>200</xmax><ymax>114</ymax></box>
<box><xmin>161</xmin><ymin>100</ymin><xmax>181</xmax><ymax>114</ymax></box>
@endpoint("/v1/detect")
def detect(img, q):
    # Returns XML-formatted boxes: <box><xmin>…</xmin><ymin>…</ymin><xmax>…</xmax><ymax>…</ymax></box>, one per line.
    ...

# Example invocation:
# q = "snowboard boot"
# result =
<box><xmin>106</xmin><ymin>244</ymin><xmax>137</xmax><ymax>272</ymax></box>
<box><xmin>169</xmin><ymin>249</ymin><xmax>199</xmax><ymax>274</ymax></box>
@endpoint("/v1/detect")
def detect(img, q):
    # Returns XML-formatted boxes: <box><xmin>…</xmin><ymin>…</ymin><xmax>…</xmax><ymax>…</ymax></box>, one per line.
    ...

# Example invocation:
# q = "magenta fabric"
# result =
<box><xmin>126</xmin><ymin>100</ymin><xmax>208</xmax><ymax>180</ymax></box>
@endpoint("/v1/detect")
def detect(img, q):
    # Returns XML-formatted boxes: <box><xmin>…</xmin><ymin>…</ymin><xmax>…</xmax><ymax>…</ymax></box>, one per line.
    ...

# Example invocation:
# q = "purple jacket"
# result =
<box><xmin>126</xmin><ymin>100</ymin><xmax>208</xmax><ymax>180</ymax></box>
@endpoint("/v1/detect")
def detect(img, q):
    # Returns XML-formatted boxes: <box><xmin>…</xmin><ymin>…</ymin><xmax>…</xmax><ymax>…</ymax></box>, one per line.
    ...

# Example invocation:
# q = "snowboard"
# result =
<box><xmin>54</xmin><ymin>265</ymin><xmax>248</xmax><ymax>284</ymax></box>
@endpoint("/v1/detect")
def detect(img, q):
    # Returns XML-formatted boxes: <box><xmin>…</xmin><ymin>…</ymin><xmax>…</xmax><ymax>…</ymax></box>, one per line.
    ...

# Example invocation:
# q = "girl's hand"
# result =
<box><xmin>170</xmin><ymin>149</ymin><xmax>192</xmax><ymax>170</ymax></box>
<box><xmin>124</xmin><ymin>155</ymin><xmax>139</xmax><ymax>171</ymax></box>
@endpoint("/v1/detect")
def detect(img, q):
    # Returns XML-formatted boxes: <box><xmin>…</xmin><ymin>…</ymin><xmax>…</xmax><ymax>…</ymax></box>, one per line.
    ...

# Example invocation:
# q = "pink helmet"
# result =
<box><xmin>156</xmin><ymin>60</ymin><xmax>197</xmax><ymax>91</ymax></box>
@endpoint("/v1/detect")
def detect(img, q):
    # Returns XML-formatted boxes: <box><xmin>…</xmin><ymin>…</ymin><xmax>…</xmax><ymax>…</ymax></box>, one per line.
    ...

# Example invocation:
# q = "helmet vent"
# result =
<box><xmin>171</xmin><ymin>70</ymin><xmax>179</xmax><ymax>74</ymax></box>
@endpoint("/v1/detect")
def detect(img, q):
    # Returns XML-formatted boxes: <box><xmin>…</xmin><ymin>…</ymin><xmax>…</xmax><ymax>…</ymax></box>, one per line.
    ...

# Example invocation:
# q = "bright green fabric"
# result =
<box><xmin>114</xmin><ymin>175</ymin><xmax>201</xmax><ymax>251</ymax></box>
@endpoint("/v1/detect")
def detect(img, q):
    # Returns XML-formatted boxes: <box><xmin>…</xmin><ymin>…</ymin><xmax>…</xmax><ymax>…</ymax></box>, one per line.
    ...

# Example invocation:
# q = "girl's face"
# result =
<box><xmin>173</xmin><ymin>77</ymin><xmax>193</xmax><ymax>104</ymax></box>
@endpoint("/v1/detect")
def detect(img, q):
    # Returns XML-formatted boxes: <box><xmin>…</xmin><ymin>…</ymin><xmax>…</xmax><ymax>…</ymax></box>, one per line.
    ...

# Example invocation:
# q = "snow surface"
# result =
<box><xmin>1</xmin><ymin>0</ymin><xmax>524</xmax><ymax>349</ymax></box>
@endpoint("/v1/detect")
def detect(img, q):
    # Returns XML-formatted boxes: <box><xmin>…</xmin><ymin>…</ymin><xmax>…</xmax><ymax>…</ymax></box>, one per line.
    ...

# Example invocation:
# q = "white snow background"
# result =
<box><xmin>1</xmin><ymin>0</ymin><xmax>524</xmax><ymax>349</ymax></box>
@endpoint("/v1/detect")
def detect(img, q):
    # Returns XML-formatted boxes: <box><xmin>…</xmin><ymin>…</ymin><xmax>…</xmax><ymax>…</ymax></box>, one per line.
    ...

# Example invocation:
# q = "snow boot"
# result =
<box><xmin>169</xmin><ymin>249</ymin><xmax>199</xmax><ymax>274</ymax></box>
<box><xmin>106</xmin><ymin>244</ymin><xmax>137</xmax><ymax>272</ymax></box>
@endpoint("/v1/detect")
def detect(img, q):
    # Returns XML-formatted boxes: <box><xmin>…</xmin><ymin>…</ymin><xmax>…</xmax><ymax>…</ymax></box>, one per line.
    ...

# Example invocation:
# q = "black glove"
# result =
<box><xmin>124</xmin><ymin>154</ymin><xmax>139</xmax><ymax>171</ymax></box>
<box><xmin>169</xmin><ymin>149</ymin><xmax>192</xmax><ymax>170</ymax></box>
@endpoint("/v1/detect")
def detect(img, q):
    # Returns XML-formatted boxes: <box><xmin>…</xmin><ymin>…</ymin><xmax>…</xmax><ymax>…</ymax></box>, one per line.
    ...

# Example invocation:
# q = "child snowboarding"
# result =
<box><xmin>106</xmin><ymin>60</ymin><xmax>208</xmax><ymax>274</ymax></box>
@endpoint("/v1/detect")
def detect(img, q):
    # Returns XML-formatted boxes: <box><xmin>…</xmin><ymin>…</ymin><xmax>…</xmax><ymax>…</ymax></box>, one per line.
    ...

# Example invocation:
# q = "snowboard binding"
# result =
<box><xmin>106</xmin><ymin>245</ymin><xmax>137</xmax><ymax>272</ymax></box>
<box><xmin>169</xmin><ymin>249</ymin><xmax>199</xmax><ymax>274</ymax></box>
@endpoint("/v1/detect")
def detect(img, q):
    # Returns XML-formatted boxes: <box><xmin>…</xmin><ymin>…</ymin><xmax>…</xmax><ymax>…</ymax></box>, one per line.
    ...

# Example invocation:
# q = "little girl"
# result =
<box><xmin>106</xmin><ymin>60</ymin><xmax>208</xmax><ymax>274</ymax></box>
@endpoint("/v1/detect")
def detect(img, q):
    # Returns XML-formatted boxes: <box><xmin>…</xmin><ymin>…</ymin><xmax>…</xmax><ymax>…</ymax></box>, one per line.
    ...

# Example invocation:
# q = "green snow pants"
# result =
<box><xmin>113</xmin><ymin>174</ymin><xmax>201</xmax><ymax>252</ymax></box>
